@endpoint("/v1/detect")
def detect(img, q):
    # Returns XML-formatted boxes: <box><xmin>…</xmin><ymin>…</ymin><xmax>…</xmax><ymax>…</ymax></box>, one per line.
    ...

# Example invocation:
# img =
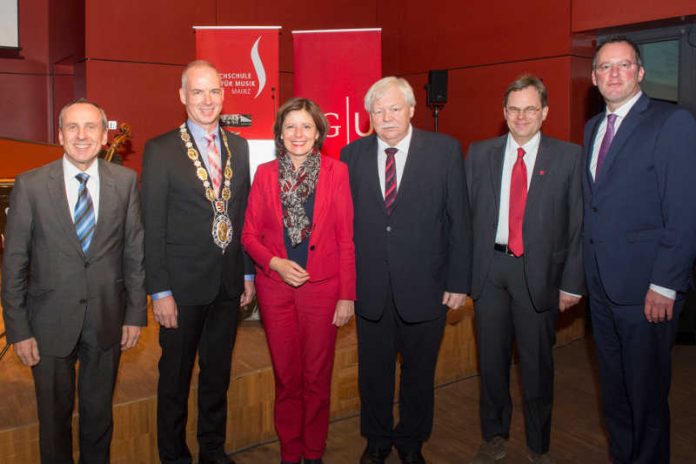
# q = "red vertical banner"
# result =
<box><xmin>195</xmin><ymin>26</ymin><xmax>280</xmax><ymax>177</ymax></box>
<box><xmin>293</xmin><ymin>29</ymin><xmax>381</xmax><ymax>158</ymax></box>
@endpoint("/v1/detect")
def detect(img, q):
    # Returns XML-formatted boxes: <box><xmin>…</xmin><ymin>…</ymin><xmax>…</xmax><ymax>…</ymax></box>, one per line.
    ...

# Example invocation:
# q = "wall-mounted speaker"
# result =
<box><xmin>426</xmin><ymin>70</ymin><xmax>448</xmax><ymax>106</ymax></box>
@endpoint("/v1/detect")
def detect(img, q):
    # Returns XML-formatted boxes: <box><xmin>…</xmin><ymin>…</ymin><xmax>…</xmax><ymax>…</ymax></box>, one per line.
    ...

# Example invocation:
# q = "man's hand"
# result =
<box><xmin>332</xmin><ymin>299</ymin><xmax>355</xmax><ymax>327</ymax></box>
<box><xmin>442</xmin><ymin>292</ymin><xmax>467</xmax><ymax>310</ymax></box>
<box><xmin>14</xmin><ymin>337</ymin><xmax>40</xmax><ymax>366</ymax></box>
<box><xmin>269</xmin><ymin>257</ymin><xmax>310</xmax><ymax>287</ymax></box>
<box><xmin>644</xmin><ymin>288</ymin><xmax>675</xmax><ymax>323</ymax></box>
<box><xmin>241</xmin><ymin>280</ymin><xmax>256</xmax><ymax>306</ymax></box>
<box><xmin>153</xmin><ymin>295</ymin><xmax>178</xmax><ymax>328</ymax></box>
<box><xmin>559</xmin><ymin>291</ymin><xmax>581</xmax><ymax>312</ymax></box>
<box><xmin>121</xmin><ymin>325</ymin><xmax>142</xmax><ymax>351</ymax></box>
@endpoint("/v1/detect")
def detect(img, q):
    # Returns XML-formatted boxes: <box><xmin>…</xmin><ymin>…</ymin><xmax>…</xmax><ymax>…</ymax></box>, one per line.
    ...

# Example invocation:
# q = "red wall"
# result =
<box><xmin>81</xmin><ymin>0</ymin><xmax>378</xmax><ymax>171</ymax></box>
<box><xmin>573</xmin><ymin>0</ymin><xmax>696</xmax><ymax>32</ymax></box>
<box><xmin>0</xmin><ymin>0</ymin><xmax>51</xmax><ymax>142</ymax></box>
<box><xmin>1</xmin><ymin>0</ymin><xmax>694</xmax><ymax>172</ymax></box>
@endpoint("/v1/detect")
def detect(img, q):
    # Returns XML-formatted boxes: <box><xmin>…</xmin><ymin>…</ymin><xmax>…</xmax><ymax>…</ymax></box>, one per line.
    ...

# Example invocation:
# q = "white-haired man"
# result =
<box><xmin>341</xmin><ymin>77</ymin><xmax>472</xmax><ymax>464</ymax></box>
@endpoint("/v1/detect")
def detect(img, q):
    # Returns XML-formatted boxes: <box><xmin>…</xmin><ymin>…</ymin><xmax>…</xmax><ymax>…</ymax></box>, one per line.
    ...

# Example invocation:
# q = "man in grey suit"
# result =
<box><xmin>1</xmin><ymin>99</ymin><xmax>146</xmax><ymax>463</ymax></box>
<box><xmin>465</xmin><ymin>75</ymin><xmax>583</xmax><ymax>464</ymax></box>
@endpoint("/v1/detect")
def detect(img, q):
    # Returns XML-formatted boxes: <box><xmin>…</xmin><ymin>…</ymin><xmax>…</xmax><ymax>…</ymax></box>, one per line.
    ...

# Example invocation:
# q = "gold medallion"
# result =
<box><xmin>179</xmin><ymin>123</ymin><xmax>235</xmax><ymax>251</ymax></box>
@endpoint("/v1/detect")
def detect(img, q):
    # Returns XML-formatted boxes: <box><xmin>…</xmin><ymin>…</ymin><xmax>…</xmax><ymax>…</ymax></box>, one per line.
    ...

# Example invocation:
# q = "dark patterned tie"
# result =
<box><xmin>74</xmin><ymin>173</ymin><xmax>95</xmax><ymax>254</ymax></box>
<box><xmin>384</xmin><ymin>147</ymin><xmax>398</xmax><ymax>215</ymax></box>
<box><xmin>508</xmin><ymin>147</ymin><xmax>527</xmax><ymax>257</ymax></box>
<box><xmin>595</xmin><ymin>113</ymin><xmax>617</xmax><ymax>177</ymax></box>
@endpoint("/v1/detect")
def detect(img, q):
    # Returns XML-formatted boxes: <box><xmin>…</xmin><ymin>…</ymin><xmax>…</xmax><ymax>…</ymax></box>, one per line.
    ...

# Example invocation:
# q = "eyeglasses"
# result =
<box><xmin>505</xmin><ymin>106</ymin><xmax>541</xmax><ymax>117</ymax></box>
<box><xmin>594</xmin><ymin>61</ymin><xmax>637</xmax><ymax>74</ymax></box>
<box><xmin>371</xmin><ymin>106</ymin><xmax>404</xmax><ymax>117</ymax></box>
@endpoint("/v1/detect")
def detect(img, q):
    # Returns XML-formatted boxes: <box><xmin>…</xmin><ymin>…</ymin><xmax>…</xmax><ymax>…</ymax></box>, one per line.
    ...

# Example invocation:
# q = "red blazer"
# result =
<box><xmin>242</xmin><ymin>155</ymin><xmax>356</xmax><ymax>300</ymax></box>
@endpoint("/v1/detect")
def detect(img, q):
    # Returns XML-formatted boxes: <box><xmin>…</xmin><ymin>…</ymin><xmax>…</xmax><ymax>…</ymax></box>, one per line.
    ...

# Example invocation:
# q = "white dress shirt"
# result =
<box><xmin>494</xmin><ymin>132</ymin><xmax>540</xmax><ymax>245</ymax></box>
<box><xmin>590</xmin><ymin>90</ymin><xmax>642</xmax><ymax>180</ymax></box>
<box><xmin>63</xmin><ymin>156</ymin><xmax>100</xmax><ymax>223</ymax></box>
<box><xmin>590</xmin><ymin>90</ymin><xmax>675</xmax><ymax>300</ymax></box>
<box><xmin>377</xmin><ymin>125</ymin><xmax>413</xmax><ymax>197</ymax></box>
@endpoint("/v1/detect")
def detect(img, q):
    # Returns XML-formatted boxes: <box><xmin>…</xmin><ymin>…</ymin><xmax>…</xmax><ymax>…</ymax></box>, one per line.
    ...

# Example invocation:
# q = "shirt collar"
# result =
<box><xmin>506</xmin><ymin>130</ymin><xmax>541</xmax><ymax>155</ymax></box>
<box><xmin>377</xmin><ymin>124</ymin><xmax>413</xmax><ymax>155</ymax></box>
<box><xmin>606</xmin><ymin>90</ymin><xmax>643</xmax><ymax>119</ymax></box>
<box><xmin>63</xmin><ymin>155</ymin><xmax>100</xmax><ymax>181</ymax></box>
<box><xmin>187</xmin><ymin>119</ymin><xmax>220</xmax><ymax>140</ymax></box>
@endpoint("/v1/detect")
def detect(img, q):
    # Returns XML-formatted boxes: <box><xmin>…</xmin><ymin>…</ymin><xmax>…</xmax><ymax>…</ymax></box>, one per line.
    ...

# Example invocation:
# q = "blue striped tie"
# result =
<box><xmin>74</xmin><ymin>173</ymin><xmax>95</xmax><ymax>254</ymax></box>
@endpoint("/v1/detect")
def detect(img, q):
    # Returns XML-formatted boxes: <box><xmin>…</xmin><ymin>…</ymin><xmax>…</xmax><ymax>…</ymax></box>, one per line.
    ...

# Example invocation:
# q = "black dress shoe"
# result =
<box><xmin>360</xmin><ymin>445</ymin><xmax>391</xmax><ymax>464</ymax></box>
<box><xmin>397</xmin><ymin>449</ymin><xmax>426</xmax><ymax>464</ymax></box>
<box><xmin>303</xmin><ymin>459</ymin><xmax>324</xmax><ymax>464</ymax></box>
<box><xmin>199</xmin><ymin>456</ymin><xmax>235</xmax><ymax>464</ymax></box>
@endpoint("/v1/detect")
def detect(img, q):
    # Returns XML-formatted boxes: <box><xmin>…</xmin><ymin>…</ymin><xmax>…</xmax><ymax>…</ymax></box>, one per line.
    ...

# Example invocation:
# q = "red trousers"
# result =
<box><xmin>256</xmin><ymin>273</ymin><xmax>339</xmax><ymax>462</ymax></box>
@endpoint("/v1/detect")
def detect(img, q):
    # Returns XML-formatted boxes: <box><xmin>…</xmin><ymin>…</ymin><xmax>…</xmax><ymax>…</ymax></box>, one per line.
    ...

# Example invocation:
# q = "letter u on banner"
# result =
<box><xmin>293</xmin><ymin>29</ymin><xmax>382</xmax><ymax>159</ymax></box>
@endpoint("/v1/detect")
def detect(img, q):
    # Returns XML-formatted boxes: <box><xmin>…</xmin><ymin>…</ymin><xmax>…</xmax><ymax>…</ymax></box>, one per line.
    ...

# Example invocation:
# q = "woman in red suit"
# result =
<box><xmin>242</xmin><ymin>98</ymin><xmax>356</xmax><ymax>464</ymax></box>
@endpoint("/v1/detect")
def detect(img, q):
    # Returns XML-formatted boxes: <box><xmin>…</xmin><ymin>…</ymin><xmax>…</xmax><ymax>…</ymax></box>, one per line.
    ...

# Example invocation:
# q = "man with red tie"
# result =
<box><xmin>465</xmin><ymin>75</ymin><xmax>584</xmax><ymax>464</ymax></box>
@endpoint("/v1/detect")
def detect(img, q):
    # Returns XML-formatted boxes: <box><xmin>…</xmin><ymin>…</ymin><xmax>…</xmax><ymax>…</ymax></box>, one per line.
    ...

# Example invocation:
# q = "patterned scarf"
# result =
<box><xmin>279</xmin><ymin>149</ymin><xmax>321</xmax><ymax>247</ymax></box>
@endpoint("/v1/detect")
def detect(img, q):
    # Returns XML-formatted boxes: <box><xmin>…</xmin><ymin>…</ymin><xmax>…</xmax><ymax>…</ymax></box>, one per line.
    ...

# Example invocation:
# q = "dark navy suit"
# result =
<box><xmin>583</xmin><ymin>93</ymin><xmax>696</xmax><ymax>464</ymax></box>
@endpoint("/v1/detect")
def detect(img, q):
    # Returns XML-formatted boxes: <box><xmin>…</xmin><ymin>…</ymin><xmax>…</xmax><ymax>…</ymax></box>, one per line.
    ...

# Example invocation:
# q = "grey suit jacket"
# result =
<box><xmin>465</xmin><ymin>134</ymin><xmax>584</xmax><ymax>311</ymax></box>
<box><xmin>1</xmin><ymin>159</ymin><xmax>147</xmax><ymax>357</ymax></box>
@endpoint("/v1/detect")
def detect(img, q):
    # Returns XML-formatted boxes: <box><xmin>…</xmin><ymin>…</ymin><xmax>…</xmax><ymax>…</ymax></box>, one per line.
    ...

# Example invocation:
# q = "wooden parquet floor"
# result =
<box><xmin>229</xmin><ymin>338</ymin><xmax>696</xmax><ymax>464</ymax></box>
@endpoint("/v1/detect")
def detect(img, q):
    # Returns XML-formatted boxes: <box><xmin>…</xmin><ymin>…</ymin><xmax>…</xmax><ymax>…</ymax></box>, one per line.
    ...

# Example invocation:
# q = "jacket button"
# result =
<box><xmin>309</xmin><ymin>245</ymin><xmax>315</xmax><ymax>251</ymax></box>
<box><xmin>79</xmin><ymin>299</ymin><xmax>87</xmax><ymax>304</ymax></box>
<box><xmin>589</xmin><ymin>239</ymin><xmax>594</xmax><ymax>244</ymax></box>
<box><xmin>386</xmin><ymin>226</ymin><xmax>392</xmax><ymax>232</ymax></box>
<box><xmin>592</xmin><ymin>207</ymin><xmax>598</xmax><ymax>212</ymax></box>
<box><xmin>84</xmin><ymin>262</ymin><xmax>90</xmax><ymax>268</ymax></box>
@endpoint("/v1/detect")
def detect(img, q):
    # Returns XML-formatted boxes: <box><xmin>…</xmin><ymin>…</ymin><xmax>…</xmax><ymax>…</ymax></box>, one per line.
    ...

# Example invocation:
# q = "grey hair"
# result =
<box><xmin>58</xmin><ymin>98</ymin><xmax>108</xmax><ymax>130</ymax></box>
<box><xmin>364</xmin><ymin>76</ymin><xmax>416</xmax><ymax>112</ymax></box>
<box><xmin>181</xmin><ymin>59</ymin><xmax>219</xmax><ymax>89</ymax></box>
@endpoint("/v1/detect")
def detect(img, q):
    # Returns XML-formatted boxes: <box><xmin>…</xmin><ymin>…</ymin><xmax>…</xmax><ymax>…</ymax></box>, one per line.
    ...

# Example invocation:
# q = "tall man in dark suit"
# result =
<box><xmin>340</xmin><ymin>77</ymin><xmax>472</xmax><ymax>464</ymax></box>
<box><xmin>2</xmin><ymin>99</ymin><xmax>146</xmax><ymax>463</ymax></box>
<box><xmin>584</xmin><ymin>37</ymin><xmax>696</xmax><ymax>464</ymax></box>
<box><xmin>465</xmin><ymin>75</ymin><xmax>583</xmax><ymax>464</ymax></box>
<box><xmin>141</xmin><ymin>60</ymin><xmax>255</xmax><ymax>464</ymax></box>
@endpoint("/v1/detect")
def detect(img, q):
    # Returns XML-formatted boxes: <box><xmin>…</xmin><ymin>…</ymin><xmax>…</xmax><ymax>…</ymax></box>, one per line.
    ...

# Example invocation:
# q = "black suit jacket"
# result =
<box><xmin>141</xmin><ymin>126</ymin><xmax>251</xmax><ymax>305</ymax></box>
<box><xmin>2</xmin><ymin>159</ymin><xmax>147</xmax><ymax>356</ymax></box>
<box><xmin>465</xmin><ymin>134</ymin><xmax>584</xmax><ymax>311</ymax></box>
<box><xmin>340</xmin><ymin>128</ymin><xmax>472</xmax><ymax>323</ymax></box>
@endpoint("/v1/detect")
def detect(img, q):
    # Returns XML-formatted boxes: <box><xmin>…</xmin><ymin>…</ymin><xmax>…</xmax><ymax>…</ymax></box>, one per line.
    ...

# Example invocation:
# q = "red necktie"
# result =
<box><xmin>384</xmin><ymin>147</ymin><xmax>397</xmax><ymax>215</ymax></box>
<box><xmin>508</xmin><ymin>147</ymin><xmax>527</xmax><ymax>257</ymax></box>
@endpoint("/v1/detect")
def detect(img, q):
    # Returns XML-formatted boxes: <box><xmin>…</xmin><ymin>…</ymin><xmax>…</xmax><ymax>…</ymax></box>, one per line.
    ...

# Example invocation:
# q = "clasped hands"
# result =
<box><xmin>269</xmin><ymin>256</ymin><xmax>354</xmax><ymax>327</ymax></box>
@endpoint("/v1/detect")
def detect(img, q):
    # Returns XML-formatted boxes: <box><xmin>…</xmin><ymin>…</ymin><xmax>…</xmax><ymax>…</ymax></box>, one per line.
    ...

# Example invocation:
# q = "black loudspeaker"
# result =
<box><xmin>426</xmin><ymin>70</ymin><xmax>448</xmax><ymax>106</ymax></box>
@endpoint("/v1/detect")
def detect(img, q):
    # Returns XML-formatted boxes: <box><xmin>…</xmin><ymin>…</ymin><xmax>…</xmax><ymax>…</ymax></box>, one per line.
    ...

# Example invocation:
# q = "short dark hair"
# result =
<box><xmin>58</xmin><ymin>98</ymin><xmax>108</xmax><ymax>130</ymax></box>
<box><xmin>593</xmin><ymin>36</ymin><xmax>643</xmax><ymax>69</ymax></box>
<box><xmin>273</xmin><ymin>98</ymin><xmax>329</xmax><ymax>153</ymax></box>
<box><xmin>503</xmin><ymin>74</ymin><xmax>548</xmax><ymax>108</ymax></box>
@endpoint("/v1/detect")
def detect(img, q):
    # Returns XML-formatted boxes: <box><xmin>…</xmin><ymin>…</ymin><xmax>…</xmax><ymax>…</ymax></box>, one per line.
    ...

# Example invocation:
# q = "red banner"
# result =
<box><xmin>292</xmin><ymin>29</ymin><xmax>381</xmax><ymax>158</ymax></box>
<box><xmin>195</xmin><ymin>26</ymin><xmax>280</xmax><ymax>141</ymax></box>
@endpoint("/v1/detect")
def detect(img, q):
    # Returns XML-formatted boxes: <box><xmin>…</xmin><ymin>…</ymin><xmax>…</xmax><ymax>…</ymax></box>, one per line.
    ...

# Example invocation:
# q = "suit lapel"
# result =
<box><xmin>595</xmin><ymin>94</ymin><xmax>650</xmax><ymax>184</ymax></box>
<box><xmin>392</xmin><ymin>129</ymin><xmax>424</xmax><ymax>213</ymax></box>
<box><xmin>488</xmin><ymin>136</ymin><xmax>506</xmax><ymax>215</ymax></box>
<box><xmin>585</xmin><ymin>116</ymin><xmax>601</xmax><ymax>192</ymax></box>
<box><xmin>363</xmin><ymin>135</ymin><xmax>385</xmax><ymax>211</ymax></box>
<box><xmin>88</xmin><ymin>160</ymin><xmax>115</xmax><ymax>259</ymax></box>
<box><xmin>526</xmin><ymin>135</ymin><xmax>552</xmax><ymax>213</ymax></box>
<box><xmin>312</xmin><ymin>156</ymin><xmax>331</xmax><ymax>227</ymax></box>
<box><xmin>47</xmin><ymin>160</ymin><xmax>84</xmax><ymax>256</ymax></box>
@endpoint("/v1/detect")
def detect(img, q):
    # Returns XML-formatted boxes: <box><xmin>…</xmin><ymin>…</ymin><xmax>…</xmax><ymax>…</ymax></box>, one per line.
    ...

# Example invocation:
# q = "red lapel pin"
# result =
<box><xmin>539</xmin><ymin>170</ymin><xmax>545</xmax><ymax>176</ymax></box>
